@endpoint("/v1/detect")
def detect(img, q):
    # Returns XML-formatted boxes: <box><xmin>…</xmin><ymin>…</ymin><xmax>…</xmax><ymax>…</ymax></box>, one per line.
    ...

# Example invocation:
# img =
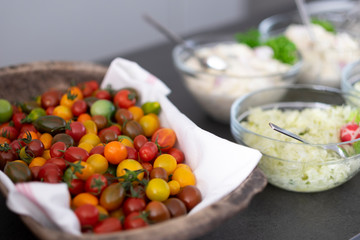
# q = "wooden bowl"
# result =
<box><xmin>0</xmin><ymin>61</ymin><xmax>267</xmax><ymax>240</ymax></box>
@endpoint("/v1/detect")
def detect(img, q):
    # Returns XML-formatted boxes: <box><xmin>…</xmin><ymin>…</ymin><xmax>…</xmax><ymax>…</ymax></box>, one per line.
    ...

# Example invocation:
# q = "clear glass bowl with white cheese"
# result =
<box><xmin>230</xmin><ymin>85</ymin><xmax>360</xmax><ymax>192</ymax></box>
<box><xmin>172</xmin><ymin>34</ymin><xmax>302</xmax><ymax>124</ymax></box>
<box><xmin>259</xmin><ymin>0</ymin><xmax>360</xmax><ymax>88</ymax></box>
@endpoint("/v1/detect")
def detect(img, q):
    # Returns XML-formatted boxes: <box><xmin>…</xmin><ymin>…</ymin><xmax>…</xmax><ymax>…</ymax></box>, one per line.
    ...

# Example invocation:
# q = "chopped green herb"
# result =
<box><xmin>234</xmin><ymin>29</ymin><xmax>261</xmax><ymax>48</ymax></box>
<box><xmin>311</xmin><ymin>18</ymin><xmax>336</xmax><ymax>33</ymax></box>
<box><xmin>234</xmin><ymin>29</ymin><xmax>298</xmax><ymax>65</ymax></box>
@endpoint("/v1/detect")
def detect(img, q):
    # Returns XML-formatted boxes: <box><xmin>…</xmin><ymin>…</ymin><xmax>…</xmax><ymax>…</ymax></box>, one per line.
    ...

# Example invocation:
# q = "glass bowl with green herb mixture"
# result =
<box><xmin>231</xmin><ymin>84</ymin><xmax>360</xmax><ymax>192</ymax></box>
<box><xmin>259</xmin><ymin>0</ymin><xmax>360</xmax><ymax>88</ymax></box>
<box><xmin>172</xmin><ymin>33</ymin><xmax>302</xmax><ymax>124</ymax></box>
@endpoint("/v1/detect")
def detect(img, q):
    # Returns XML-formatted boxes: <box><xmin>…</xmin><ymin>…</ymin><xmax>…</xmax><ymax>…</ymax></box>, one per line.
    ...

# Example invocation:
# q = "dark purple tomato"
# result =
<box><xmin>176</xmin><ymin>185</ymin><xmax>202</xmax><ymax>211</ymax></box>
<box><xmin>114</xmin><ymin>108</ymin><xmax>133</xmax><ymax>125</ymax></box>
<box><xmin>99</xmin><ymin>129</ymin><xmax>118</xmax><ymax>143</ymax></box>
<box><xmin>164</xmin><ymin>198</ymin><xmax>187</xmax><ymax>218</ymax></box>
<box><xmin>25</xmin><ymin>139</ymin><xmax>44</xmax><ymax>158</ymax></box>
<box><xmin>145</xmin><ymin>201</ymin><xmax>171</xmax><ymax>223</ymax></box>
<box><xmin>4</xmin><ymin>161</ymin><xmax>32</xmax><ymax>183</ymax></box>
<box><xmin>92</xmin><ymin>115</ymin><xmax>108</xmax><ymax>130</ymax></box>
<box><xmin>150</xmin><ymin>167</ymin><xmax>168</xmax><ymax>181</ymax></box>
<box><xmin>51</xmin><ymin>133</ymin><xmax>74</xmax><ymax>148</ymax></box>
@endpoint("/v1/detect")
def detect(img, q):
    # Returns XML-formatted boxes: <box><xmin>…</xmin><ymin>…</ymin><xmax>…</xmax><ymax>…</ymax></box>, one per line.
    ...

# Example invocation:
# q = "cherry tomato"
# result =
<box><xmin>74</xmin><ymin>204</ymin><xmax>99</xmax><ymax>227</ymax></box>
<box><xmin>123</xmin><ymin>197</ymin><xmax>146</xmax><ymax>216</ymax></box>
<box><xmin>139</xmin><ymin>142</ymin><xmax>158</xmax><ymax>162</ymax></box>
<box><xmin>163</xmin><ymin>198</ymin><xmax>187</xmax><ymax>218</ymax></box>
<box><xmin>72</xmin><ymin>161</ymin><xmax>95</xmax><ymax>180</ymax></box>
<box><xmin>40</xmin><ymin>90</ymin><xmax>62</xmax><ymax>109</ymax></box>
<box><xmin>68</xmin><ymin>178</ymin><xmax>85</xmax><ymax>196</ymax></box>
<box><xmin>176</xmin><ymin>185</ymin><xmax>202</xmax><ymax>211</ymax></box>
<box><xmin>0</xmin><ymin>126</ymin><xmax>18</xmax><ymax>141</ymax></box>
<box><xmin>171</xmin><ymin>167</ymin><xmax>196</xmax><ymax>187</ymax></box>
<box><xmin>64</xmin><ymin>146</ymin><xmax>89</xmax><ymax>162</ymax></box>
<box><xmin>92</xmin><ymin>115</ymin><xmax>108</xmax><ymax>130</ymax></box>
<box><xmin>86</xmin><ymin>154</ymin><xmax>108</xmax><ymax>174</ymax></box>
<box><xmin>50</xmin><ymin>141</ymin><xmax>67</xmax><ymax>158</ymax></box>
<box><xmin>37</xmin><ymin>162</ymin><xmax>62</xmax><ymax>183</ymax></box>
<box><xmin>100</xmin><ymin>183</ymin><xmax>125</xmax><ymax>211</ymax></box>
<box><xmin>139</xmin><ymin>114</ymin><xmax>160</xmax><ymax>137</ymax></box>
<box><xmin>0</xmin><ymin>99</ymin><xmax>13</xmax><ymax>123</ymax></box>
<box><xmin>150</xmin><ymin>167</ymin><xmax>168</xmax><ymax>181</ymax></box>
<box><xmin>98</xmin><ymin>129</ymin><xmax>118</xmax><ymax>143</ymax></box>
<box><xmin>123</xmin><ymin>211</ymin><xmax>148</xmax><ymax>230</ymax></box>
<box><xmin>79</xmin><ymin>133</ymin><xmax>100</xmax><ymax>147</ymax></box>
<box><xmin>153</xmin><ymin>154</ymin><xmax>177</xmax><ymax>176</ymax></box>
<box><xmin>94</xmin><ymin>217</ymin><xmax>122</xmax><ymax>234</ymax></box>
<box><xmin>168</xmin><ymin>147</ymin><xmax>185</xmax><ymax>164</ymax></box>
<box><xmin>47</xmin><ymin>157</ymin><xmax>67</xmax><ymax>172</ymax></box>
<box><xmin>25</xmin><ymin>139</ymin><xmax>45</xmax><ymax>158</ymax></box>
<box><xmin>141</xmin><ymin>101</ymin><xmax>161</xmax><ymax>115</ymax></box>
<box><xmin>12</xmin><ymin>112</ymin><xmax>26</xmax><ymax>130</ymax></box>
<box><xmin>4</xmin><ymin>161</ymin><xmax>32</xmax><ymax>183</ymax></box>
<box><xmin>51</xmin><ymin>133</ymin><xmax>74</xmax><ymax>148</ymax></box>
<box><xmin>89</xmin><ymin>145</ymin><xmax>105</xmax><ymax>156</ymax></box>
<box><xmin>125</xmin><ymin>146</ymin><xmax>138</xmax><ymax>160</ymax></box>
<box><xmin>104</xmin><ymin>141</ymin><xmax>127</xmax><ymax>165</ymax></box>
<box><xmin>52</xmin><ymin>105</ymin><xmax>73</xmax><ymax>121</ymax></box>
<box><xmin>122</xmin><ymin>120</ymin><xmax>144</xmax><ymax>140</ymax></box>
<box><xmin>151</xmin><ymin>128</ymin><xmax>176</xmax><ymax>152</ymax></box>
<box><xmin>145</xmin><ymin>201</ymin><xmax>171</xmax><ymax>223</ymax></box>
<box><xmin>94</xmin><ymin>90</ymin><xmax>111</xmax><ymax>100</ymax></box>
<box><xmin>71</xmin><ymin>100</ymin><xmax>88</xmax><ymax>117</ymax></box>
<box><xmin>72</xmin><ymin>192</ymin><xmax>99</xmax><ymax>208</ymax></box>
<box><xmin>133</xmin><ymin>134</ymin><xmax>148</xmax><ymax>151</ymax></box>
<box><xmin>65</xmin><ymin>121</ymin><xmax>86</xmax><ymax>143</ymax></box>
<box><xmin>113</xmin><ymin>89</ymin><xmax>137</xmax><ymax>109</ymax></box>
<box><xmin>116</xmin><ymin>159</ymin><xmax>144</xmax><ymax>181</ymax></box>
<box><xmin>114</xmin><ymin>108</ymin><xmax>133</xmax><ymax>126</ymax></box>
<box><xmin>84</xmin><ymin>173</ymin><xmax>108</xmax><ymax>196</ymax></box>
<box><xmin>90</xmin><ymin>100</ymin><xmax>115</xmax><ymax>119</ymax></box>
<box><xmin>146</xmin><ymin>178</ymin><xmax>170</xmax><ymax>202</ymax></box>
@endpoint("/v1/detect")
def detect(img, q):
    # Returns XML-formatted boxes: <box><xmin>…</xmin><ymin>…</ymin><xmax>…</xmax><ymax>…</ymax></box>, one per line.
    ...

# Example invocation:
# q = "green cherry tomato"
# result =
<box><xmin>146</xmin><ymin>178</ymin><xmax>170</xmax><ymax>202</ymax></box>
<box><xmin>22</xmin><ymin>107</ymin><xmax>46</xmax><ymax>123</ymax></box>
<box><xmin>90</xmin><ymin>99</ymin><xmax>115</xmax><ymax>119</ymax></box>
<box><xmin>141</xmin><ymin>101</ymin><xmax>161</xmax><ymax>115</ymax></box>
<box><xmin>0</xmin><ymin>99</ymin><xmax>13</xmax><ymax>123</ymax></box>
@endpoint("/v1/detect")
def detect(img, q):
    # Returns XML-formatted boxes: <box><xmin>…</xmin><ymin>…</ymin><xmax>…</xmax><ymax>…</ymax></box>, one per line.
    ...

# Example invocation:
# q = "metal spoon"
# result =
<box><xmin>143</xmin><ymin>14</ymin><xmax>228</xmax><ymax>72</ymax></box>
<box><xmin>269</xmin><ymin>122</ymin><xmax>346</xmax><ymax>158</ymax></box>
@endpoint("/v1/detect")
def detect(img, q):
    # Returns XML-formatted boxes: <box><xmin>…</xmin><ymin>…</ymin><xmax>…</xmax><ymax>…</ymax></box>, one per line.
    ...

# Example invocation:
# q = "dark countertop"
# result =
<box><xmin>1</xmin><ymin>2</ymin><xmax>360</xmax><ymax>240</ymax></box>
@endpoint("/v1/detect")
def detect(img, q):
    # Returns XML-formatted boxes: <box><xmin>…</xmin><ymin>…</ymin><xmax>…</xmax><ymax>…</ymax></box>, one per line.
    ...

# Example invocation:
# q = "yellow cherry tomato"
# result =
<box><xmin>60</xmin><ymin>86</ymin><xmax>83</xmax><ymax>108</ymax></box>
<box><xmin>79</xmin><ymin>133</ymin><xmax>101</xmax><ymax>147</ymax></box>
<box><xmin>78</xmin><ymin>142</ymin><xmax>94</xmax><ymax>152</ymax></box>
<box><xmin>53</xmin><ymin>105</ymin><xmax>73</xmax><ymax>121</ymax></box>
<box><xmin>168</xmin><ymin>180</ymin><xmax>181</xmax><ymax>195</ymax></box>
<box><xmin>87</xmin><ymin>154</ymin><xmax>109</xmax><ymax>174</ymax></box>
<box><xmin>29</xmin><ymin>157</ymin><xmax>47</xmax><ymax>168</ymax></box>
<box><xmin>72</xmin><ymin>192</ymin><xmax>98</xmax><ymax>208</ymax></box>
<box><xmin>83</xmin><ymin>119</ymin><xmax>98</xmax><ymax>134</ymax></box>
<box><xmin>153</xmin><ymin>154</ymin><xmax>177</xmax><ymax>176</ymax></box>
<box><xmin>116</xmin><ymin>159</ymin><xmax>144</xmax><ymax>181</ymax></box>
<box><xmin>139</xmin><ymin>113</ymin><xmax>160</xmax><ymax>137</ymax></box>
<box><xmin>171</xmin><ymin>167</ymin><xmax>196</xmax><ymax>187</ymax></box>
<box><xmin>146</xmin><ymin>178</ymin><xmax>170</xmax><ymax>201</ymax></box>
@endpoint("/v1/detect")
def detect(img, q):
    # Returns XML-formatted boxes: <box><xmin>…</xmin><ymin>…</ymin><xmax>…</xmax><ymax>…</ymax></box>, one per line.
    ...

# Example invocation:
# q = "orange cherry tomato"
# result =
<box><xmin>104</xmin><ymin>141</ymin><xmax>127</xmax><ymax>165</ymax></box>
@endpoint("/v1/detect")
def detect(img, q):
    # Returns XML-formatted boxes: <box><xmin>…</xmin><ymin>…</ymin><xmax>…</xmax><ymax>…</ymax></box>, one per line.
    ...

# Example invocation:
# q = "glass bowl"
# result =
<box><xmin>172</xmin><ymin>34</ymin><xmax>302</xmax><ymax>124</ymax></box>
<box><xmin>258</xmin><ymin>0</ymin><xmax>360</xmax><ymax>88</ymax></box>
<box><xmin>230</xmin><ymin>85</ymin><xmax>360</xmax><ymax>192</ymax></box>
<box><xmin>342</xmin><ymin>59</ymin><xmax>360</xmax><ymax>98</ymax></box>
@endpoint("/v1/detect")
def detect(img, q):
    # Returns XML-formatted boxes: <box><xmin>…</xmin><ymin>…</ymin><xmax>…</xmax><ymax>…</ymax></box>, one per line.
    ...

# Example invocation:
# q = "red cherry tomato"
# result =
<box><xmin>47</xmin><ymin>157</ymin><xmax>67</xmax><ymax>172</ymax></box>
<box><xmin>113</xmin><ymin>89</ymin><xmax>136</xmax><ymax>109</ymax></box>
<box><xmin>125</xmin><ymin>146</ymin><xmax>138</xmax><ymax>160</ymax></box>
<box><xmin>12</xmin><ymin>112</ymin><xmax>26</xmax><ymax>130</ymax></box>
<box><xmin>84</xmin><ymin>173</ymin><xmax>108</xmax><ymax>196</ymax></box>
<box><xmin>168</xmin><ymin>147</ymin><xmax>185</xmax><ymax>164</ymax></box>
<box><xmin>50</xmin><ymin>141</ymin><xmax>67</xmax><ymax>158</ymax></box>
<box><xmin>74</xmin><ymin>204</ymin><xmax>99</xmax><ymax>227</ymax></box>
<box><xmin>37</xmin><ymin>163</ymin><xmax>62</xmax><ymax>183</ymax></box>
<box><xmin>94</xmin><ymin>90</ymin><xmax>111</xmax><ymax>100</ymax></box>
<box><xmin>89</xmin><ymin>145</ymin><xmax>105</xmax><ymax>156</ymax></box>
<box><xmin>139</xmin><ymin>142</ymin><xmax>158</xmax><ymax>162</ymax></box>
<box><xmin>68</xmin><ymin>178</ymin><xmax>85</xmax><ymax>196</ymax></box>
<box><xmin>122</xmin><ymin>197</ymin><xmax>146</xmax><ymax>216</ymax></box>
<box><xmin>64</xmin><ymin>146</ymin><xmax>89</xmax><ymax>162</ymax></box>
<box><xmin>123</xmin><ymin>211</ymin><xmax>148</xmax><ymax>230</ymax></box>
<box><xmin>71</xmin><ymin>100</ymin><xmax>88</xmax><ymax>117</ymax></box>
<box><xmin>94</xmin><ymin>217</ymin><xmax>122</xmax><ymax>234</ymax></box>
<box><xmin>65</xmin><ymin>121</ymin><xmax>86</xmax><ymax>143</ymax></box>
<box><xmin>0</xmin><ymin>126</ymin><xmax>19</xmax><ymax>141</ymax></box>
<box><xmin>133</xmin><ymin>134</ymin><xmax>148</xmax><ymax>151</ymax></box>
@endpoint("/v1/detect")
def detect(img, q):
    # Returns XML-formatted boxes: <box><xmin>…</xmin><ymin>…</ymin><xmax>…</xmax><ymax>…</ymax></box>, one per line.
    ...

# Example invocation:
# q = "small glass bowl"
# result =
<box><xmin>172</xmin><ymin>34</ymin><xmax>302</xmax><ymax>124</ymax></box>
<box><xmin>230</xmin><ymin>85</ymin><xmax>360</xmax><ymax>192</ymax></box>
<box><xmin>259</xmin><ymin>0</ymin><xmax>360</xmax><ymax>88</ymax></box>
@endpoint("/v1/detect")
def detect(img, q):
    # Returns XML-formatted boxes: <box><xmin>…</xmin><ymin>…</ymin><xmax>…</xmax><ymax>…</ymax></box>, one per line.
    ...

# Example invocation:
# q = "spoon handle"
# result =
<box><xmin>269</xmin><ymin>123</ymin><xmax>309</xmax><ymax>144</ymax></box>
<box><xmin>143</xmin><ymin>14</ymin><xmax>187</xmax><ymax>46</ymax></box>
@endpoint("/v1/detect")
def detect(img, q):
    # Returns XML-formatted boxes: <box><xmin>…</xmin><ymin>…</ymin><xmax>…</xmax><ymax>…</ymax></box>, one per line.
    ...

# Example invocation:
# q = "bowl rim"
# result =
<box><xmin>172</xmin><ymin>33</ymin><xmax>303</xmax><ymax>79</ymax></box>
<box><xmin>342</xmin><ymin>59</ymin><xmax>360</xmax><ymax>93</ymax></box>
<box><xmin>230</xmin><ymin>84</ymin><xmax>360</xmax><ymax>164</ymax></box>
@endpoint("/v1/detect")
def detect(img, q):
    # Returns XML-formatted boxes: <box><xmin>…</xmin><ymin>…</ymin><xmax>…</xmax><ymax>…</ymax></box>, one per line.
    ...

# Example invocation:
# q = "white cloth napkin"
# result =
<box><xmin>0</xmin><ymin>58</ymin><xmax>262</xmax><ymax>235</ymax></box>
